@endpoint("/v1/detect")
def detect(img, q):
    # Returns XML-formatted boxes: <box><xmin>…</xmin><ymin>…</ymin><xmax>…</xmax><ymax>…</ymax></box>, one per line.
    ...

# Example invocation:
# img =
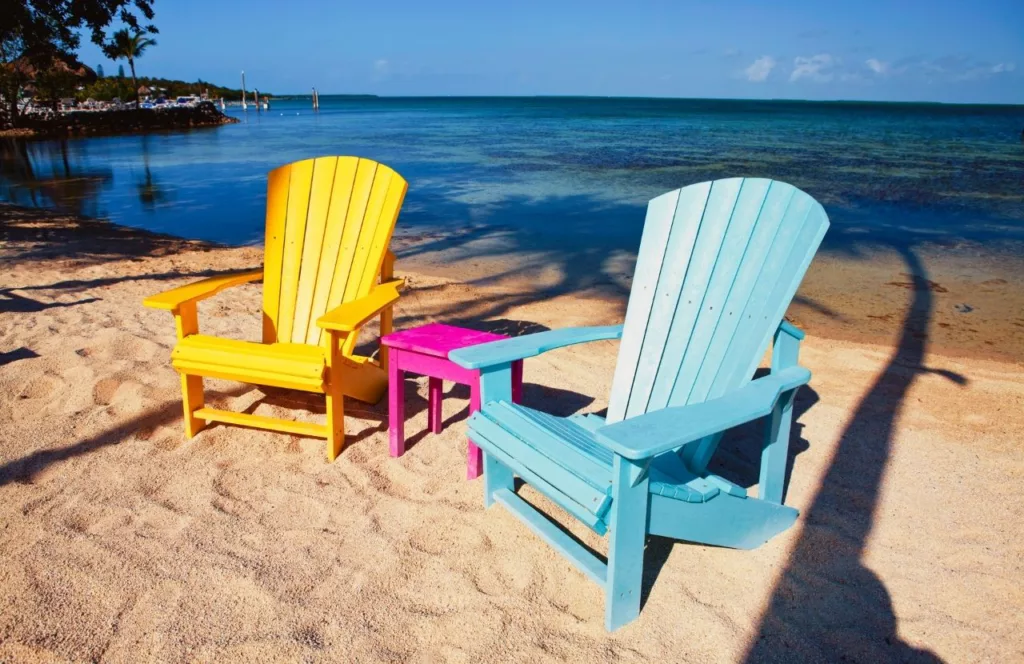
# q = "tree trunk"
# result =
<box><xmin>129</xmin><ymin>57</ymin><xmax>138</xmax><ymax>105</ymax></box>
<box><xmin>7</xmin><ymin>95</ymin><xmax>18</xmax><ymax>128</ymax></box>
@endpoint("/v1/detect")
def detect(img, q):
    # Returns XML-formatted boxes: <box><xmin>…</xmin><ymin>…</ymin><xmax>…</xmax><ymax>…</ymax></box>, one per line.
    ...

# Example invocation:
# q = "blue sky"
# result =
<box><xmin>78</xmin><ymin>0</ymin><xmax>1023</xmax><ymax>103</ymax></box>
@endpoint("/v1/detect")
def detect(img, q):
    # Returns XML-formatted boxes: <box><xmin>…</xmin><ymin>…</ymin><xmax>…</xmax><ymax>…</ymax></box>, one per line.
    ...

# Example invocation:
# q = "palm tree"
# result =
<box><xmin>103</xmin><ymin>29</ymin><xmax>156</xmax><ymax>105</ymax></box>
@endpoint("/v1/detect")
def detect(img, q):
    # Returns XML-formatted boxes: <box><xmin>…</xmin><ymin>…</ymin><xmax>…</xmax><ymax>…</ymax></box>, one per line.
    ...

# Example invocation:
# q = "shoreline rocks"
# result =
<box><xmin>1</xmin><ymin>101</ymin><xmax>238</xmax><ymax>138</ymax></box>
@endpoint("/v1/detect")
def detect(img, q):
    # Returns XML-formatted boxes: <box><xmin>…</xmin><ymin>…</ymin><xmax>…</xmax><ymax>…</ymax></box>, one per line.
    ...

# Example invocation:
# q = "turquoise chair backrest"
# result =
<box><xmin>606</xmin><ymin>178</ymin><xmax>830</xmax><ymax>423</ymax></box>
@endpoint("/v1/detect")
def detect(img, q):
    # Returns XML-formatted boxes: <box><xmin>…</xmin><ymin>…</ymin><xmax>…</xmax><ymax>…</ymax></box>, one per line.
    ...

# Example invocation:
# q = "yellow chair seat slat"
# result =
<box><xmin>175</xmin><ymin>334</ymin><xmax>326</xmax><ymax>361</ymax></box>
<box><xmin>172</xmin><ymin>335</ymin><xmax>327</xmax><ymax>392</ymax></box>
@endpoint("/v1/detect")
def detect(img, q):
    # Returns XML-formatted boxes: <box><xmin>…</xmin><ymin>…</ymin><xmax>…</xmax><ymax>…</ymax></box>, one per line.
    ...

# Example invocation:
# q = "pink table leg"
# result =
<box><xmin>466</xmin><ymin>361</ymin><xmax>524</xmax><ymax>480</ymax></box>
<box><xmin>428</xmin><ymin>377</ymin><xmax>443</xmax><ymax>434</ymax></box>
<box><xmin>467</xmin><ymin>381</ymin><xmax>483</xmax><ymax>479</ymax></box>
<box><xmin>388</xmin><ymin>351</ymin><xmax>405</xmax><ymax>457</ymax></box>
<box><xmin>512</xmin><ymin>360</ymin><xmax>524</xmax><ymax>404</ymax></box>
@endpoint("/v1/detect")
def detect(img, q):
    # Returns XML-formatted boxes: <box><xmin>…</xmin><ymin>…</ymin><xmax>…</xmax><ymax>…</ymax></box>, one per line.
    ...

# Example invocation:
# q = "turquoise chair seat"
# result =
<box><xmin>472</xmin><ymin>402</ymin><xmax>615</xmax><ymax>532</ymax></box>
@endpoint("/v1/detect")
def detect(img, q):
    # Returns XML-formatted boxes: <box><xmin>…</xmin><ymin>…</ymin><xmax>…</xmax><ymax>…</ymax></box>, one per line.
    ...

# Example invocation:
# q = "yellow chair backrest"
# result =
<box><xmin>261</xmin><ymin>156</ymin><xmax>408</xmax><ymax>346</ymax></box>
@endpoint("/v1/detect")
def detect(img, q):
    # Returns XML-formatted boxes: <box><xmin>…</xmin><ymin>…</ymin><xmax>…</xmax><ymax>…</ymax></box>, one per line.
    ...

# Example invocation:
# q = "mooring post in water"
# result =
<box><xmin>255</xmin><ymin>89</ymin><xmax>260</xmax><ymax>112</ymax></box>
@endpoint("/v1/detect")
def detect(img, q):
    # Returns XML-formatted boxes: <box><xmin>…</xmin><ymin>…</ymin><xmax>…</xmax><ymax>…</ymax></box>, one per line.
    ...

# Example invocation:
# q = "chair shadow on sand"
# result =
<box><xmin>0</xmin><ymin>288</ymin><xmax>100</xmax><ymax>314</ymax></box>
<box><xmin>0</xmin><ymin>347</ymin><xmax>40</xmax><ymax>367</ymax></box>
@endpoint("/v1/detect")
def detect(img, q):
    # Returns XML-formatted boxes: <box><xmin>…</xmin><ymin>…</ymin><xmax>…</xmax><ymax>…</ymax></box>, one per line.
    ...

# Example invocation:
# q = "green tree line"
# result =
<box><xmin>79</xmin><ymin>75</ymin><xmax>273</xmax><ymax>103</ymax></box>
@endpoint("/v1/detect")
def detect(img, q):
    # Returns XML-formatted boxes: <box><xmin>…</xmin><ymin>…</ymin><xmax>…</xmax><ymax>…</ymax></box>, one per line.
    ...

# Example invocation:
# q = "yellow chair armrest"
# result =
<box><xmin>316</xmin><ymin>279</ymin><xmax>404</xmax><ymax>333</ymax></box>
<box><xmin>143</xmin><ymin>269</ymin><xmax>263</xmax><ymax>311</ymax></box>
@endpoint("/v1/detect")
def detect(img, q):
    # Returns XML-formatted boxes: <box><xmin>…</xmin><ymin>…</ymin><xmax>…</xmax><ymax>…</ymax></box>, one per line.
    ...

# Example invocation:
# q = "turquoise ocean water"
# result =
<box><xmin>2</xmin><ymin>96</ymin><xmax>1023</xmax><ymax>265</ymax></box>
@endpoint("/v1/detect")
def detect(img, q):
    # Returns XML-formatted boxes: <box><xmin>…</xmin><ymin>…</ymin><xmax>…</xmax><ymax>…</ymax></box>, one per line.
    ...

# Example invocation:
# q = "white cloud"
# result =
<box><xmin>953</xmin><ymin>61</ymin><xmax>1018</xmax><ymax>81</ymax></box>
<box><xmin>744</xmin><ymin>56</ymin><xmax>776</xmax><ymax>82</ymax></box>
<box><xmin>865</xmin><ymin>58</ymin><xmax>889</xmax><ymax>75</ymax></box>
<box><xmin>848</xmin><ymin>55</ymin><xmax>1019</xmax><ymax>83</ymax></box>
<box><xmin>790</xmin><ymin>54</ymin><xmax>835</xmax><ymax>82</ymax></box>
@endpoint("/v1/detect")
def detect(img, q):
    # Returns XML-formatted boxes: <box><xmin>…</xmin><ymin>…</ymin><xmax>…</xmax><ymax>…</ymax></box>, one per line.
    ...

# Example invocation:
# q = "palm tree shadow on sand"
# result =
<box><xmin>743</xmin><ymin>246</ymin><xmax>963</xmax><ymax>663</ymax></box>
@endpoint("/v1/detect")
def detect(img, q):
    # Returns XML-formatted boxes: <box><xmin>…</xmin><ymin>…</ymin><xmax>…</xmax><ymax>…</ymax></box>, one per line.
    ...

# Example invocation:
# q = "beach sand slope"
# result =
<box><xmin>1</xmin><ymin>206</ymin><xmax>1022</xmax><ymax>662</ymax></box>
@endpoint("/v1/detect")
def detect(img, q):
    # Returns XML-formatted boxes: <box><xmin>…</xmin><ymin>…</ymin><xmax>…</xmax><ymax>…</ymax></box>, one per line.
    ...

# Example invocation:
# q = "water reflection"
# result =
<box><xmin>135</xmin><ymin>136</ymin><xmax>169</xmax><ymax>210</ymax></box>
<box><xmin>1</xmin><ymin>98</ymin><xmax>1023</xmax><ymax>256</ymax></box>
<box><xmin>0</xmin><ymin>139</ymin><xmax>112</xmax><ymax>217</ymax></box>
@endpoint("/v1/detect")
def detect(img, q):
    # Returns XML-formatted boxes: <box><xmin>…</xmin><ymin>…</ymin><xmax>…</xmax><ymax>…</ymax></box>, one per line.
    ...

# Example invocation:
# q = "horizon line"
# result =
<box><xmin>258</xmin><ymin>93</ymin><xmax>1024</xmax><ymax>107</ymax></box>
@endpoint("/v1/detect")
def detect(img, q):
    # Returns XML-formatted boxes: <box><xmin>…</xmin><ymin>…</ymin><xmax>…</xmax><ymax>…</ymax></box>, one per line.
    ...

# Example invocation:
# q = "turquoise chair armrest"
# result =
<box><xmin>778</xmin><ymin>320</ymin><xmax>805</xmax><ymax>341</ymax></box>
<box><xmin>595</xmin><ymin>366</ymin><xmax>811</xmax><ymax>460</ymax></box>
<box><xmin>449</xmin><ymin>325</ymin><xmax>623</xmax><ymax>369</ymax></box>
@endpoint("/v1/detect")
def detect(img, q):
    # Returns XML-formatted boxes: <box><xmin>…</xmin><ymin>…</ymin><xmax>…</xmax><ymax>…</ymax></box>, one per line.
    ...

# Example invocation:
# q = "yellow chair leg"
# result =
<box><xmin>174</xmin><ymin>302</ymin><xmax>207</xmax><ymax>439</ymax></box>
<box><xmin>379</xmin><ymin>251</ymin><xmax>395</xmax><ymax>372</ymax></box>
<box><xmin>325</xmin><ymin>330</ymin><xmax>348</xmax><ymax>462</ymax></box>
<box><xmin>325</xmin><ymin>384</ymin><xmax>345</xmax><ymax>461</ymax></box>
<box><xmin>379</xmin><ymin>304</ymin><xmax>393</xmax><ymax>372</ymax></box>
<box><xmin>181</xmin><ymin>373</ymin><xmax>207</xmax><ymax>438</ymax></box>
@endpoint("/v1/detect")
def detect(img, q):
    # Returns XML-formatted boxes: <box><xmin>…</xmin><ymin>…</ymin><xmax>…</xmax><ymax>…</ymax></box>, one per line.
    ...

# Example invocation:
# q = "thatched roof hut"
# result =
<box><xmin>12</xmin><ymin>56</ymin><xmax>97</xmax><ymax>85</ymax></box>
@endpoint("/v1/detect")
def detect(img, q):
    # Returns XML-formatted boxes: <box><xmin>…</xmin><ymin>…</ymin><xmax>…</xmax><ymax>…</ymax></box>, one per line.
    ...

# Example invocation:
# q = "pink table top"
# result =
<box><xmin>381</xmin><ymin>322</ymin><xmax>508</xmax><ymax>359</ymax></box>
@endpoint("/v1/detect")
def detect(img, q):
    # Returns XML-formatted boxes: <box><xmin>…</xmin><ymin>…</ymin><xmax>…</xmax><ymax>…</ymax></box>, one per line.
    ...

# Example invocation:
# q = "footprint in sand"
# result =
<box><xmin>92</xmin><ymin>377</ymin><xmax>153</xmax><ymax>420</ymax></box>
<box><xmin>18</xmin><ymin>373</ymin><xmax>65</xmax><ymax>401</ymax></box>
<box><xmin>292</xmin><ymin>625</ymin><xmax>327</xmax><ymax>651</ymax></box>
<box><xmin>63</xmin><ymin>511</ymin><xmax>94</xmax><ymax>534</ymax></box>
<box><xmin>147</xmin><ymin>428</ymin><xmax>182</xmax><ymax>450</ymax></box>
<box><xmin>887</xmin><ymin>275</ymin><xmax>949</xmax><ymax>293</ymax></box>
<box><xmin>56</xmin><ymin>365</ymin><xmax>96</xmax><ymax>414</ymax></box>
<box><xmin>92</xmin><ymin>377</ymin><xmax>122</xmax><ymax>406</ymax></box>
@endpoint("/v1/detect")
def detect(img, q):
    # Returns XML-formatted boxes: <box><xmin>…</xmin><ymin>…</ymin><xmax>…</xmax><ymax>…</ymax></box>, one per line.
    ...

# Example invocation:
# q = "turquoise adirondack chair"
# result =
<box><xmin>449</xmin><ymin>178</ymin><xmax>829</xmax><ymax>630</ymax></box>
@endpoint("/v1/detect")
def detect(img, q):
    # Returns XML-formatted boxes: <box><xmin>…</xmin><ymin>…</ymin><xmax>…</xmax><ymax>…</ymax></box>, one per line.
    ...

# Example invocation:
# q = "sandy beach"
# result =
<box><xmin>1</xmin><ymin>203</ymin><xmax>1022</xmax><ymax>662</ymax></box>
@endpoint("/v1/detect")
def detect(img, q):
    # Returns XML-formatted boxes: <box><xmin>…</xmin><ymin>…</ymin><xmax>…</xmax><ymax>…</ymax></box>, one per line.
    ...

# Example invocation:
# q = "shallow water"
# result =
<box><xmin>2</xmin><ymin>97</ymin><xmax>1023</xmax><ymax>266</ymax></box>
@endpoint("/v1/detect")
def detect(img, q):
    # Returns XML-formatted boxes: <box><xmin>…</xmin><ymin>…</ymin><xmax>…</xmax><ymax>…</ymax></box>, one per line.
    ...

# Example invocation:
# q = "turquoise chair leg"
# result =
<box><xmin>759</xmin><ymin>388</ymin><xmax>796</xmax><ymax>504</ymax></box>
<box><xmin>605</xmin><ymin>455</ymin><xmax>651</xmax><ymax>631</ymax></box>
<box><xmin>760</xmin><ymin>327</ymin><xmax>802</xmax><ymax>504</ymax></box>
<box><xmin>483</xmin><ymin>452</ymin><xmax>514</xmax><ymax>508</ymax></box>
<box><xmin>477</xmin><ymin>363</ymin><xmax>515</xmax><ymax>508</ymax></box>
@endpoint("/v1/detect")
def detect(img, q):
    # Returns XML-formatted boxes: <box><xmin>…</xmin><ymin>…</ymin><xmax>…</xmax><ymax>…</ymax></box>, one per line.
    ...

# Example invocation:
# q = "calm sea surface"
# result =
<box><xmin>3</xmin><ymin>96</ymin><xmax>1023</xmax><ymax>265</ymax></box>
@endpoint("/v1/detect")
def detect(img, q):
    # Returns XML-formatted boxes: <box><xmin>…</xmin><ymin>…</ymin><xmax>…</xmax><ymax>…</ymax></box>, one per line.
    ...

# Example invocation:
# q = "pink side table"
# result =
<box><xmin>381</xmin><ymin>323</ymin><xmax>523</xmax><ymax>479</ymax></box>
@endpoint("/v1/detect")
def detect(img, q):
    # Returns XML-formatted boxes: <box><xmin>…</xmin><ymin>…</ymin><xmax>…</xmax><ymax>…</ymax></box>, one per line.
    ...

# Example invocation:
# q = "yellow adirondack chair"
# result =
<box><xmin>144</xmin><ymin>156</ymin><xmax>408</xmax><ymax>460</ymax></box>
